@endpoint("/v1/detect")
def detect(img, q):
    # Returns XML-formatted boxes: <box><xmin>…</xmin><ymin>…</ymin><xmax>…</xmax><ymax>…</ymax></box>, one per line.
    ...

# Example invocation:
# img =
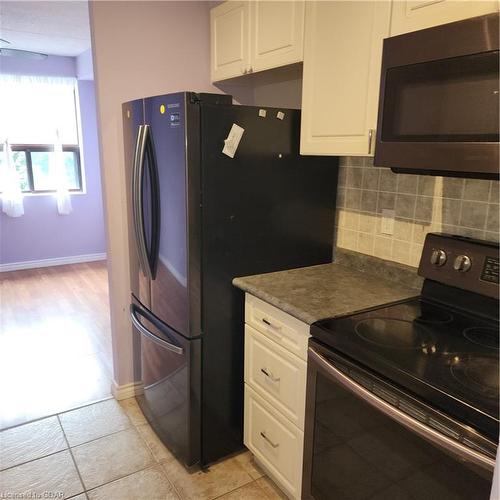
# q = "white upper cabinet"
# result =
<box><xmin>300</xmin><ymin>1</ymin><xmax>391</xmax><ymax>156</ymax></box>
<box><xmin>210</xmin><ymin>1</ymin><xmax>250</xmax><ymax>82</ymax></box>
<box><xmin>250</xmin><ymin>1</ymin><xmax>304</xmax><ymax>73</ymax></box>
<box><xmin>391</xmin><ymin>0</ymin><xmax>499</xmax><ymax>36</ymax></box>
<box><xmin>210</xmin><ymin>1</ymin><xmax>304</xmax><ymax>82</ymax></box>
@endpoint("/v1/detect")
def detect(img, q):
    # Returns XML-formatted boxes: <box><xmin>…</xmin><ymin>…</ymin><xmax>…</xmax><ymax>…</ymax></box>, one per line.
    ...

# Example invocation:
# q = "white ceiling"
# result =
<box><xmin>0</xmin><ymin>1</ymin><xmax>91</xmax><ymax>57</ymax></box>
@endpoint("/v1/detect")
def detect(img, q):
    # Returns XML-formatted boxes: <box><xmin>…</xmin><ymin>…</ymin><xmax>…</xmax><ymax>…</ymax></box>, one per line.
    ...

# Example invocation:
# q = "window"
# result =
<box><xmin>0</xmin><ymin>75</ymin><xmax>83</xmax><ymax>194</ymax></box>
<box><xmin>0</xmin><ymin>145</ymin><xmax>82</xmax><ymax>193</ymax></box>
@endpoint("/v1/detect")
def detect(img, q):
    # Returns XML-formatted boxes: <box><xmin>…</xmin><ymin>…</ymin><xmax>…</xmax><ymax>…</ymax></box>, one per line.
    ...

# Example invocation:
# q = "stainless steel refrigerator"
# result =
<box><xmin>122</xmin><ymin>92</ymin><xmax>338</xmax><ymax>467</ymax></box>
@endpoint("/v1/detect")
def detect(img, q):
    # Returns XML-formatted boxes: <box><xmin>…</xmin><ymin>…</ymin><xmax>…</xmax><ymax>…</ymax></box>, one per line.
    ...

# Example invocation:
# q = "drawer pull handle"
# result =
<box><xmin>261</xmin><ymin>318</ymin><xmax>282</xmax><ymax>331</ymax></box>
<box><xmin>261</xmin><ymin>368</ymin><xmax>280</xmax><ymax>383</ymax></box>
<box><xmin>260</xmin><ymin>431</ymin><xmax>279</xmax><ymax>448</ymax></box>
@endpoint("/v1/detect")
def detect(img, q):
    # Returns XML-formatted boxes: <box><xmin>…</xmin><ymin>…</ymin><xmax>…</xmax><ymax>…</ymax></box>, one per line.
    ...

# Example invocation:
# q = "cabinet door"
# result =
<box><xmin>250</xmin><ymin>1</ymin><xmax>304</xmax><ymax>73</ymax></box>
<box><xmin>210</xmin><ymin>1</ymin><xmax>250</xmax><ymax>82</ymax></box>
<box><xmin>391</xmin><ymin>0</ymin><xmax>499</xmax><ymax>36</ymax></box>
<box><xmin>300</xmin><ymin>1</ymin><xmax>391</xmax><ymax>156</ymax></box>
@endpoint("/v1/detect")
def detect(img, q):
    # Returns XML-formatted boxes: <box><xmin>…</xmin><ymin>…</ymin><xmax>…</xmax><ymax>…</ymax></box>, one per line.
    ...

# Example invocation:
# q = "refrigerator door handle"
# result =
<box><xmin>130</xmin><ymin>304</ymin><xmax>184</xmax><ymax>355</ymax></box>
<box><xmin>143</xmin><ymin>125</ymin><xmax>161</xmax><ymax>280</ymax></box>
<box><xmin>132</xmin><ymin>125</ymin><xmax>152</xmax><ymax>279</ymax></box>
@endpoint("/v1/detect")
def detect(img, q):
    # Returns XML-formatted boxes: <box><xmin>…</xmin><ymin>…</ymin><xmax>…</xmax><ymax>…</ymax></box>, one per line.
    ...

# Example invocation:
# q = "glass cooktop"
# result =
<box><xmin>311</xmin><ymin>298</ymin><xmax>499</xmax><ymax>440</ymax></box>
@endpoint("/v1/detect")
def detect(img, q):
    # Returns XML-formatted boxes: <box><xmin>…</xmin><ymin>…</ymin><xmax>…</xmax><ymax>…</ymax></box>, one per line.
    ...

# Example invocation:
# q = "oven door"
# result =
<box><xmin>302</xmin><ymin>341</ymin><xmax>496</xmax><ymax>500</ymax></box>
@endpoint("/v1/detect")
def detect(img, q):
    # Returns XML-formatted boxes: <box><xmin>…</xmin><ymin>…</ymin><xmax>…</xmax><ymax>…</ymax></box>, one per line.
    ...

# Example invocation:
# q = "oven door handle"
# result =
<box><xmin>309</xmin><ymin>347</ymin><xmax>496</xmax><ymax>472</ymax></box>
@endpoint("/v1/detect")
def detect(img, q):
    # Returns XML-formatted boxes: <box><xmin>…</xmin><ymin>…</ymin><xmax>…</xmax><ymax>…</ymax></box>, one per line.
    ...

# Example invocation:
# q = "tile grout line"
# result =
<box><xmin>131</xmin><ymin>419</ymin><xmax>184</xmax><ymax>499</ymax></box>
<box><xmin>210</xmin><ymin>476</ymin><xmax>261</xmax><ymax>500</ymax></box>
<box><xmin>61</xmin><ymin>423</ymin><xmax>133</xmax><ymax>450</ymax></box>
<box><xmin>84</xmin><ymin>463</ymin><xmax>169</xmax><ymax>498</ymax></box>
<box><xmin>59</xmin><ymin>404</ymin><xmax>162</xmax><ymax>498</ymax></box>
<box><xmin>56</xmin><ymin>414</ymin><xmax>88</xmax><ymax>497</ymax></box>
<box><xmin>337</xmin><ymin>206</ymin><xmax>492</xmax><ymax>232</ymax></box>
<box><xmin>119</xmin><ymin>412</ymin><xmax>185</xmax><ymax>499</ymax></box>
<box><xmin>0</xmin><ymin>447</ymin><xmax>69</xmax><ymax>474</ymax></box>
<box><xmin>0</xmin><ymin>395</ymin><xmax>114</xmax><ymax>434</ymax></box>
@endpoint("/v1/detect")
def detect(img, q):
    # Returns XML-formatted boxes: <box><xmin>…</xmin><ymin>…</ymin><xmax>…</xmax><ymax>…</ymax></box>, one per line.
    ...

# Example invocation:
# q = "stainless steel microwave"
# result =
<box><xmin>374</xmin><ymin>13</ymin><xmax>499</xmax><ymax>179</ymax></box>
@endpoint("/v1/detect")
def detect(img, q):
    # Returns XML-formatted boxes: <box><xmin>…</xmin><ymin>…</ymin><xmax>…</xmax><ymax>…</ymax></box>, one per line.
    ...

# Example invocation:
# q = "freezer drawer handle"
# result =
<box><xmin>260</xmin><ymin>431</ymin><xmax>279</xmax><ymax>448</ymax></box>
<box><xmin>130</xmin><ymin>305</ymin><xmax>184</xmax><ymax>355</ymax></box>
<box><xmin>309</xmin><ymin>347</ymin><xmax>495</xmax><ymax>472</ymax></box>
<box><xmin>261</xmin><ymin>368</ymin><xmax>280</xmax><ymax>383</ymax></box>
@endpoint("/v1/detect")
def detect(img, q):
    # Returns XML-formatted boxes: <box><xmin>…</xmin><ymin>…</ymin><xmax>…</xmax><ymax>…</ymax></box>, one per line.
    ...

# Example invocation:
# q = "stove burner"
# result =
<box><xmin>463</xmin><ymin>327</ymin><xmax>499</xmax><ymax>350</ymax></box>
<box><xmin>451</xmin><ymin>356</ymin><xmax>499</xmax><ymax>399</ymax></box>
<box><xmin>354</xmin><ymin>318</ymin><xmax>435</xmax><ymax>350</ymax></box>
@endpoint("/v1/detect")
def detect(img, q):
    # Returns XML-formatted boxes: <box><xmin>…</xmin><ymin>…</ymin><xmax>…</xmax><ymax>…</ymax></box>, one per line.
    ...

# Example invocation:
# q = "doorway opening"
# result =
<box><xmin>0</xmin><ymin>1</ymin><xmax>112</xmax><ymax>430</ymax></box>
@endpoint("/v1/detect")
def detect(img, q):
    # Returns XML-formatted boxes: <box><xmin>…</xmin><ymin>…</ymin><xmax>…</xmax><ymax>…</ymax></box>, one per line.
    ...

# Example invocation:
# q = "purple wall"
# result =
<box><xmin>76</xmin><ymin>49</ymin><xmax>94</xmax><ymax>80</ymax></box>
<box><xmin>0</xmin><ymin>54</ymin><xmax>76</xmax><ymax>78</ymax></box>
<box><xmin>0</xmin><ymin>55</ymin><xmax>106</xmax><ymax>265</ymax></box>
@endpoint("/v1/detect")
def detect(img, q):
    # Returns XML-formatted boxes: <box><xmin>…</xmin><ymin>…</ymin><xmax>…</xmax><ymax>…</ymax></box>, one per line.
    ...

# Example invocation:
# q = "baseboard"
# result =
<box><xmin>111</xmin><ymin>380</ymin><xmax>144</xmax><ymax>401</ymax></box>
<box><xmin>0</xmin><ymin>253</ymin><xmax>107</xmax><ymax>272</ymax></box>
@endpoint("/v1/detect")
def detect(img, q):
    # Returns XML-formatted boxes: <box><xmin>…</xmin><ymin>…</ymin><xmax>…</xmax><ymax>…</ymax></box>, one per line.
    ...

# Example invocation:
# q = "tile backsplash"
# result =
<box><xmin>335</xmin><ymin>157</ymin><xmax>500</xmax><ymax>268</ymax></box>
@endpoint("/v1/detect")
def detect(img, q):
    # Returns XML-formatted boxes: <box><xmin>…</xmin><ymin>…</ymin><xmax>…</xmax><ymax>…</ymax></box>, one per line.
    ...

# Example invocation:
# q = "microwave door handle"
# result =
<box><xmin>309</xmin><ymin>347</ymin><xmax>495</xmax><ymax>472</ymax></box>
<box><xmin>130</xmin><ymin>304</ymin><xmax>184</xmax><ymax>355</ymax></box>
<box><xmin>132</xmin><ymin>125</ymin><xmax>152</xmax><ymax>279</ymax></box>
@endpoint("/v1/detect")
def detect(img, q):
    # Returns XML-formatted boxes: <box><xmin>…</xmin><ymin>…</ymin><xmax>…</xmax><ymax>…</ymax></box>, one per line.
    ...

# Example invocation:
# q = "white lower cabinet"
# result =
<box><xmin>245</xmin><ymin>325</ymin><xmax>307</xmax><ymax>430</ymax></box>
<box><xmin>243</xmin><ymin>293</ymin><xmax>309</xmax><ymax>499</ymax></box>
<box><xmin>244</xmin><ymin>385</ymin><xmax>304</xmax><ymax>499</ymax></box>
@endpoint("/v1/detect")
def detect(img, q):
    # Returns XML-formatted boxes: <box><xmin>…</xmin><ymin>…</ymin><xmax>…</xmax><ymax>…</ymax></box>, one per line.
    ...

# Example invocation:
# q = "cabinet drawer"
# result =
<box><xmin>245</xmin><ymin>294</ymin><xmax>310</xmax><ymax>361</ymax></box>
<box><xmin>244</xmin><ymin>384</ymin><xmax>303</xmax><ymax>499</ymax></box>
<box><xmin>245</xmin><ymin>325</ymin><xmax>307</xmax><ymax>430</ymax></box>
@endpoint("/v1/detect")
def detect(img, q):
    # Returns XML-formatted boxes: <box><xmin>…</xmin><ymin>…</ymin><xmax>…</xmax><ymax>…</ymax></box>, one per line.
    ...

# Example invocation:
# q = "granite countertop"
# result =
<box><xmin>233</xmin><ymin>251</ymin><xmax>422</xmax><ymax>325</ymax></box>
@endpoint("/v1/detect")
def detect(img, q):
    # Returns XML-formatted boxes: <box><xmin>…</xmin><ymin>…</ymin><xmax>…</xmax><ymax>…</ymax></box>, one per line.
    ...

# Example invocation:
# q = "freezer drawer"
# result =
<box><xmin>131</xmin><ymin>297</ymin><xmax>201</xmax><ymax>467</ymax></box>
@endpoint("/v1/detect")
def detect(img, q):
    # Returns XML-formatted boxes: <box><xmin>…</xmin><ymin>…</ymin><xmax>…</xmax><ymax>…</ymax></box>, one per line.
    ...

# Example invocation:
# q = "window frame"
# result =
<box><xmin>6</xmin><ymin>144</ymin><xmax>83</xmax><ymax>194</ymax></box>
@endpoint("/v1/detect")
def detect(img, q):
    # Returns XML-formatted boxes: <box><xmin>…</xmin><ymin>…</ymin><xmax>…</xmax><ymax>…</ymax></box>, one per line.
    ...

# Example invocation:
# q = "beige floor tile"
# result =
<box><xmin>137</xmin><ymin>423</ymin><xmax>175</xmax><ymax>462</ymax></box>
<box><xmin>68</xmin><ymin>495</ymin><xmax>87</xmax><ymax>500</ymax></box>
<box><xmin>218</xmin><ymin>480</ymin><xmax>269</xmax><ymax>499</ymax></box>
<box><xmin>72</xmin><ymin>427</ymin><xmax>154</xmax><ymax>490</ymax></box>
<box><xmin>256</xmin><ymin>477</ymin><xmax>288</xmax><ymax>499</ymax></box>
<box><xmin>59</xmin><ymin>399</ymin><xmax>131</xmax><ymax>446</ymax></box>
<box><xmin>0</xmin><ymin>450</ymin><xmax>83</xmax><ymax>499</ymax></box>
<box><xmin>118</xmin><ymin>397</ymin><xmax>147</xmax><ymax>426</ymax></box>
<box><xmin>233</xmin><ymin>451</ymin><xmax>265</xmax><ymax>480</ymax></box>
<box><xmin>0</xmin><ymin>416</ymin><xmax>67</xmax><ymax>471</ymax></box>
<box><xmin>87</xmin><ymin>465</ymin><xmax>179</xmax><ymax>500</ymax></box>
<box><xmin>161</xmin><ymin>454</ymin><xmax>253</xmax><ymax>500</ymax></box>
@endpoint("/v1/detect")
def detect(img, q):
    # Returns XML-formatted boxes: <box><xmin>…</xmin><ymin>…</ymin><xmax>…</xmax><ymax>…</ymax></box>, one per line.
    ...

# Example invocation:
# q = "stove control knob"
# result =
<box><xmin>430</xmin><ymin>249</ymin><xmax>447</xmax><ymax>267</ymax></box>
<box><xmin>453</xmin><ymin>255</ymin><xmax>472</xmax><ymax>272</ymax></box>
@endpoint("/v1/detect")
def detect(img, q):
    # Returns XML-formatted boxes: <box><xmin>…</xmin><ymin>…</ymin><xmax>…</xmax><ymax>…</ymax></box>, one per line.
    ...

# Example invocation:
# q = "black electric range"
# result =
<box><xmin>312</xmin><ymin>293</ymin><xmax>499</xmax><ymax>442</ymax></box>
<box><xmin>303</xmin><ymin>233</ymin><xmax>499</xmax><ymax>500</ymax></box>
<box><xmin>311</xmin><ymin>233</ymin><xmax>499</xmax><ymax>442</ymax></box>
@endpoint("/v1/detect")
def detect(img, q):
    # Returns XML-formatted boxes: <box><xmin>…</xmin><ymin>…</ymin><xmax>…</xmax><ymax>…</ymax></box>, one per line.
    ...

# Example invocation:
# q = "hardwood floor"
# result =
<box><xmin>0</xmin><ymin>261</ymin><xmax>113</xmax><ymax>430</ymax></box>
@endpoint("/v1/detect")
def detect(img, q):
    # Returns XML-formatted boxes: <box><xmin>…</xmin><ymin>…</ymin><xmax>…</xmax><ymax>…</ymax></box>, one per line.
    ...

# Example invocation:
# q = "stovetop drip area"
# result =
<box><xmin>312</xmin><ymin>297</ymin><xmax>499</xmax><ymax>441</ymax></box>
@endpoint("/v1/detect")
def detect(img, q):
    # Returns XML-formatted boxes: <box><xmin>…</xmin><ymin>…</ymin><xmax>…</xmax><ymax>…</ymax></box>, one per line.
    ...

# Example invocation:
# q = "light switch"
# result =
<box><xmin>381</xmin><ymin>209</ymin><xmax>395</xmax><ymax>235</ymax></box>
